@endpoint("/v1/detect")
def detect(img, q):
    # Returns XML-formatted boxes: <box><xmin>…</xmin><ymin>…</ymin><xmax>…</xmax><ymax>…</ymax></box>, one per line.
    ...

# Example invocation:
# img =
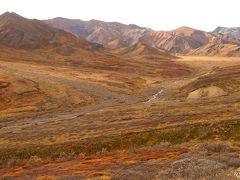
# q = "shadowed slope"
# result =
<box><xmin>0</xmin><ymin>12</ymin><xmax>97</xmax><ymax>51</ymax></box>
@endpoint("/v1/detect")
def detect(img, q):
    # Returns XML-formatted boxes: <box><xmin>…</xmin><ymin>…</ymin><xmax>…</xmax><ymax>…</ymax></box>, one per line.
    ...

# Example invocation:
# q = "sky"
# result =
<box><xmin>0</xmin><ymin>0</ymin><xmax>239</xmax><ymax>32</ymax></box>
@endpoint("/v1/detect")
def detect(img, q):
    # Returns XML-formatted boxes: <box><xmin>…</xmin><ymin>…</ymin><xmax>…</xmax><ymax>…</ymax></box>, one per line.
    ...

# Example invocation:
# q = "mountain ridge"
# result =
<box><xmin>43</xmin><ymin>17</ymin><xmax>240</xmax><ymax>56</ymax></box>
<box><xmin>43</xmin><ymin>17</ymin><xmax>152</xmax><ymax>48</ymax></box>
<box><xmin>0</xmin><ymin>12</ymin><xmax>97</xmax><ymax>51</ymax></box>
<box><xmin>1</xmin><ymin>12</ymin><xmax>240</xmax><ymax>57</ymax></box>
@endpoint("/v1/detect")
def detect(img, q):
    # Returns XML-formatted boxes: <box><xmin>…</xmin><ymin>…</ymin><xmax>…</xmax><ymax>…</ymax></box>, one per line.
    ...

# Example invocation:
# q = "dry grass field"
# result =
<box><xmin>1</xmin><ymin>55</ymin><xmax>240</xmax><ymax>179</ymax></box>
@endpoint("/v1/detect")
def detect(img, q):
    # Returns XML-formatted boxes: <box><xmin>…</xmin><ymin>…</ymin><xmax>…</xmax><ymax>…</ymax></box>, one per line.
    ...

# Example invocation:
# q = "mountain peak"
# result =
<box><xmin>171</xmin><ymin>26</ymin><xmax>197</xmax><ymax>34</ymax></box>
<box><xmin>0</xmin><ymin>11</ymin><xmax>28</xmax><ymax>26</ymax></box>
<box><xmin>0</xmin><ymin>11</ymin><xmax>23</xmax><ymax>19</ymax></box>
<box><xmin>0</xmin><ymin>12</ymin><xmax>96</xmax><ymax>50</ymax></box>
<box><xmin>2</xmin><ymin>11</ymin><xmax>10</xmax><ymax>15</ymax></box>
<box><xmin>174</xmin><ymin>26</ymin><xmax>195</xmax><ymax>30</ymax></box>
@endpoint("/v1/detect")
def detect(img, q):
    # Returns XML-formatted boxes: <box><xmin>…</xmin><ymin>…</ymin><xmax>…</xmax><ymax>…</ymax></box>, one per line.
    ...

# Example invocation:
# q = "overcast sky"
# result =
<box><xmin>0</xmin><ymin>0</ymin><xmax>239</xmax><ymax>31</ymax></box>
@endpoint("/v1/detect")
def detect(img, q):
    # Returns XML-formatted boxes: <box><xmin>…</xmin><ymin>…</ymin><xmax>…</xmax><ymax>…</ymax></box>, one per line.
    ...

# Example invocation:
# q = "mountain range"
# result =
<box><xmin>43</xmin><ymin>17</ymin><xmax>151</xmax><ymax>49</ymax></box>
<box><xmin>0</xmin><ymin>12</ymin><xmax>240</xmax><ymax>58</ymax></box>
<box><xmin>0</xmin><ymin>12</ymin><xmax>97</xmax><ymax>51</ymax></box>
<box><xmin>0</xmin><ymin>12</ymin><xmax>186</xmax><ymax>78</ymax></box>
<box><xmin>44</xmin><ymin>17</ymin><xmax>240</xmax><ymax>57</ymax></box>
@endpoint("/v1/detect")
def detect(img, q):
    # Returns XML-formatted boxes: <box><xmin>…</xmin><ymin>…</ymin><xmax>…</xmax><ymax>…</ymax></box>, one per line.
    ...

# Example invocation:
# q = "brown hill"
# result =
<box><xmin>187</xmin><ymin>33</ymin><xmax>240</xmax><ymax>56</ymax></box>
<box><xmin>139</xmin><ymin>26</ymin><xmax>240</xmax><ymax>56</ymax></box>
<box><xmin>111</xmin><ymin>42</ymin><xmax>174</xmax><ymax>60</ymax></box>
<box><xmin>0</xmin><ymin>12</ymin><xmax>96</xmax><ymax>51</ymax></box>
<box><xmin>139</xmin><ymin>27</ymin><xmax>213</xmax><ymax>54</ymax></box>
<box><xmin>43</xmin><ymin>17</ymin><xmax>151</xmax><ymax>48</ymax></box>
<box><xmin>189</xmin><ymin>42</ymin><xmax>240</xmax><ymax>56</ymax></box>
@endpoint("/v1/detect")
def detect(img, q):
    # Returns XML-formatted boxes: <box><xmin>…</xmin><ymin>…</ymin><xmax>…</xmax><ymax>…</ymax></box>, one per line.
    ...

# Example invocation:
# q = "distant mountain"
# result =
<box><xmin>4</xmin><ymin>12</ymin><xmax>240</xmax><ymax>57</ymax></box>
<box><xmin>0</xmin><ymin>12</ymin><xmax>97</xmax><ymax>52</ymax></box>
<box><xmin>212</xmin><ymin>27</ymin><xmax>240</xmax><ymax>37</ymax></box>
<box><xmin>43</xmin><ymin>17</ymin><xmax>152</xmax><ymax>48</ymax></box>
<box><xmin>138</xmin><ymin>26</ymin><xmax>240</xmax><ymax>56</ymax></box>
<box><xmin>138</xmin><ymin>27</ymin><xmax>214</xmax><ymax>54</ymax></box>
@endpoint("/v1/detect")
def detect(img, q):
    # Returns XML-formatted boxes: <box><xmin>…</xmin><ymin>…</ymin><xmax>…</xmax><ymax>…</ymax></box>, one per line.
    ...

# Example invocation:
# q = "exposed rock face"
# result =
<box><xmin>187</xmin><ymin>86</ymin><xmax>227</xmax><ymax>100</ymax></box>
<box><xmin>212</xmin><ymin>27</ymin><xmax>240</xmax><ymax>37</ymax></box>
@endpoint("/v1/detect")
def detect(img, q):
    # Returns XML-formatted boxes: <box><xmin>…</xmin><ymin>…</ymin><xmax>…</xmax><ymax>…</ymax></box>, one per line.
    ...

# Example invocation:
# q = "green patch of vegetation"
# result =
<box><xmin>1</xmin><ymin>120</ymin><xmax>240</xmax><ymax>166</ymax></box>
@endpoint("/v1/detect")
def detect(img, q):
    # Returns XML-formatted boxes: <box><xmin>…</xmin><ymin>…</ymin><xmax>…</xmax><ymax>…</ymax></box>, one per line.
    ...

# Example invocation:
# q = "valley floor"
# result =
<box><xmin>1</xmin><ymin>56</ymin><xmax>240</xmax><ymax>179</ymax></box>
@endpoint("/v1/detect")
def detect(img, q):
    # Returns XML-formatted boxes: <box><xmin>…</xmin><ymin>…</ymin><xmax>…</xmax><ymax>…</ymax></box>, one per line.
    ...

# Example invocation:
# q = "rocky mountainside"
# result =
<box><xmin>139</xmin><ymin>26</ymin><xmax>240</xmax><ymax>56</ymax></box>
<box><xmin>212</xmin><ymin>27</ymin><xmax>240</xmax><ymax>36</ymax></box>
<box><xmin>4</xmin><ymin>12</ymin><xmax>239</xmax><ymax>57</ymax></box>
<box><xmin>138</xmin><ymin>27</ymin><xmax>214</xmax><ymax>54</ymax></box>
<box><xmin>43</xmin><ymin>17</ymin><xmax>151</xmax><ymax>48</ymax></box>
<box><xmin>43</xmin><ymin>17</ymin><xmax>240</xmax><ymax>57</ymax></box>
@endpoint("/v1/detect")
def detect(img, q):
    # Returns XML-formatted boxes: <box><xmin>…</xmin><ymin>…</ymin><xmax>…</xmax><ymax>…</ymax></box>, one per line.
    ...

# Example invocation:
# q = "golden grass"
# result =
<box><xmin>1</xmin><ymin>51</ymin><xmax>240</xmax><ymax>179</ymax></box>
<box><xmin>177</xmin><ymin>56</ymin><xmax>240</xmax><ymax>70</ymax></box>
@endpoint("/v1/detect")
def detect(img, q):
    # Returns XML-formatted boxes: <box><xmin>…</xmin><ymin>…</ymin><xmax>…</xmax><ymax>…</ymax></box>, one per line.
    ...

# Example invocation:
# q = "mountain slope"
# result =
<box><xmin>43</xmin><ymin>17</ymin><xmax>151</xmax><ymax>48</ymax></box>
<box><xmin>212</xmin><ymin>27</ymin><xmax>240</xmax><ymax>36</ymax></box>
<box><xmin>189</xmin><ymin>43</ymin><xmax>240</xmax><ymax>56</ymax></box>
<box><xmin>0</xmin><ymin>12</ymin><xmax>189</xmax><ymax>79</ymax></box>
<box><xmin>111</xmin><ymin>42</ymin><xmax>175</xmax><ymax>60</ymax></box>
<box><xmin>138</xmin><ymin>27</ymin><xmax>214</xmax><ymax>54</ymax></box>
<box><xmin>0</xmin><ymin>12</ymin><xmax>96</xmax><ymax>51</ymax></box>
<box><xmin>139</xmin><ymin>26</ymin><xmax>240</xmax><ymax>56</ymax></box>
<box><xmin>44</xmin><ymin>17</ymin><xmax>240</xmax><ymax>56</ymax></box>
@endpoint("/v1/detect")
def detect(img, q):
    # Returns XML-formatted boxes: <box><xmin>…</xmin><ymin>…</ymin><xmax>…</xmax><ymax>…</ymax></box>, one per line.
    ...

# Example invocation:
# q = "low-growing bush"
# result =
<box><xmin>196</xmin><ymin>142</ymin><xmax>238</xmax><ymax>153</ymax></box>
<box><xmin>156</xmin><ymin>157</ymin><xmax>227</xmax><ymax>179</ymax></box>
<box><xmin>27</xmin><ymin>155</ymin><xmax>43</xmax><ymax>165</ymax></box>
<box><xmin>58</xmin><ymin>152</ymin><xmax>76</xmax><ymax>162</ymax></box>
<box><xmin>7</xmin><ymin>158</ymin><xmax>23</xmax><ymax>168</ymax></box>
<box><xmin>1</xmin><ymin>120</ymin><xmax>240</xmax><ymax>167</ymax></box>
